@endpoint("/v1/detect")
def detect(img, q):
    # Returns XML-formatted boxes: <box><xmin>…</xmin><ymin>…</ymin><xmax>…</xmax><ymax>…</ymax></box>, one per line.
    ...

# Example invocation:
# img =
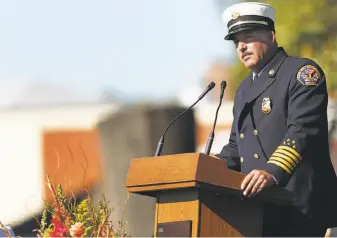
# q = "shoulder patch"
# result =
<box><xmin>296</xmin><ymin>65</ymin><xmax>321</xmax><ymax>86</ymax></box>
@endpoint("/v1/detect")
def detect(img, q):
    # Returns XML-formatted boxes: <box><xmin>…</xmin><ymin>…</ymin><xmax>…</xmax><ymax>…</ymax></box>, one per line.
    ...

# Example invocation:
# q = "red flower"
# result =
<box><xmin>49</xmin><ymin>213</ymin><xmax>68</xmax><ymax>237</ymax></box>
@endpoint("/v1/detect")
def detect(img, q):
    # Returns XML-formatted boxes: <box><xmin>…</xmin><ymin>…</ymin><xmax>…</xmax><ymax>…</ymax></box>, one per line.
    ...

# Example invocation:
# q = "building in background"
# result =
<box><xmin>0</xmin><ymin>102</ymin><xmax>119</xmax><ymax>228</ymax></box>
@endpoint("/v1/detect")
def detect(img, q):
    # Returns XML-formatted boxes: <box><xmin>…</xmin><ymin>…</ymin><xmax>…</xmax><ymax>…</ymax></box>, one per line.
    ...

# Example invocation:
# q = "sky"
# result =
<box><xmin>0</xmin><ymin>0</ymin><xmax>237</xmax><ymax>102</ymax></box>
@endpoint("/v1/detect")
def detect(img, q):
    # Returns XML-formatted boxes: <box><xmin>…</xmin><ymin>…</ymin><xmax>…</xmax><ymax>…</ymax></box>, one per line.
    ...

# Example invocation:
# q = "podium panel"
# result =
<box><xmin>126</xmin><ymin>153</ymin><xmax>293</xmax><ymax>237</ymax></box>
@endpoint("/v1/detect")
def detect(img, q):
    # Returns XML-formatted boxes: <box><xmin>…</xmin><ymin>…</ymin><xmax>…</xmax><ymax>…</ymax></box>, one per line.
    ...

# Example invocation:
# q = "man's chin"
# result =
<box><xmin>243</xmin><ymin>61</ymin><xmax>257</xmax><ymax>69</ymax></box>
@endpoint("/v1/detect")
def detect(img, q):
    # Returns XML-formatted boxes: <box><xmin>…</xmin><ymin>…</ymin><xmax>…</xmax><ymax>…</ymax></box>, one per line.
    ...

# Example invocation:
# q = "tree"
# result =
<box><xmin>229</xmin><ymin>0</ymin><xmax>337</xmax><ymax>97</ymax></box>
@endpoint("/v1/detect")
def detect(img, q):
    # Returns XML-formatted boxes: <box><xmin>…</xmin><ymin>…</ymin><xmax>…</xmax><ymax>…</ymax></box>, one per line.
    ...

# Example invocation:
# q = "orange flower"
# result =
<box><xmin>69</xmin><ymin>222</ymin><xmax>84</xmax><ymax>237</ymax></box>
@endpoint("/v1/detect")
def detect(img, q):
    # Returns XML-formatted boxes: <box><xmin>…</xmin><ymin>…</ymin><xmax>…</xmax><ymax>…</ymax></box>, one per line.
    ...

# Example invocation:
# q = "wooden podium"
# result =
<box><xmin>125</xmin><ymin>153</ymin><xmax>293</xmax><ymax>237</ymax></box>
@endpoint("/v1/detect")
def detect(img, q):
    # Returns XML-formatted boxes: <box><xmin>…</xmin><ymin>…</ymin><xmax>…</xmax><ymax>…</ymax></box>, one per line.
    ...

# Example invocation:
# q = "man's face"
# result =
<box><xmin>233</xmin><ymin>29</ymin><xmax>274</xmax><ymax>70</ymax></box>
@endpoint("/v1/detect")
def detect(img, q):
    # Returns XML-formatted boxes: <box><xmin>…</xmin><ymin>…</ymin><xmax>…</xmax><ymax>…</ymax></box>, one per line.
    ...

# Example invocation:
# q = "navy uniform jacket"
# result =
<box><xmin>216</xmin><ymin>47</ymin><xmax>337</xmax><ymax>228</ymax></box>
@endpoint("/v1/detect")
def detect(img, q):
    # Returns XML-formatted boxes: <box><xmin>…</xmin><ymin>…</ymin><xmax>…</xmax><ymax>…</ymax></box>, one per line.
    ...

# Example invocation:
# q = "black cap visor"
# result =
<box><xmin>224</xmin><ymin>23</ymin><xmax>273</xmax><ymax>41</ymax></box>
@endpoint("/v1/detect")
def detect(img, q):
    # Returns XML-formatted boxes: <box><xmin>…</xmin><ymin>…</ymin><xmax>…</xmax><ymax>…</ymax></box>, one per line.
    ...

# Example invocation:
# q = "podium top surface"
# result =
<box><xmin>125</xmin><ymin>152</ymin><xmax>293</xmax><ymax>205</ymax></box>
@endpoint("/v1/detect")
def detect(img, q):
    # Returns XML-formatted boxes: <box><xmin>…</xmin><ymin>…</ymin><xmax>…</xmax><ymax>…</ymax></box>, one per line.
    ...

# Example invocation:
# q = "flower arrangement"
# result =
<box><xmin>33</xmin><ymin>176</ymin><xmax>130</xmax><ymax>237</ymax></box>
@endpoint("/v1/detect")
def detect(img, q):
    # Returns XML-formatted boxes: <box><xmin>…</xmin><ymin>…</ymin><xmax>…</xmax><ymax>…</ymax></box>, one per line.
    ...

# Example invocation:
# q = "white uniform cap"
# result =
<box><xmin>221</xmin><ymin>2</ymin><xmax>276</xmax><ymax>40</ymax></box>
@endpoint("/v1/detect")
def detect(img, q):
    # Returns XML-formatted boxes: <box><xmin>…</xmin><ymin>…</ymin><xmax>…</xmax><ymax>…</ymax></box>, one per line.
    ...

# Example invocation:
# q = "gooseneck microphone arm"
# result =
<box><xmin>154</xmin><ymin>82</ymin><xmax>216</xmax><ymax>156</ymax></box>
<box><xmin>204</xmin><ymin>80</ymin><xmax>227</xmax><ymax>155</ymax></box>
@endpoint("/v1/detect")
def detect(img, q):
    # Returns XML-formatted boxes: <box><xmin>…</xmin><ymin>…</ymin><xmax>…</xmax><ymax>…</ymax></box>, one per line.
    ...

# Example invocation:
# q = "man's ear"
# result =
<box><xmin>270</xmin><ymin>30</ymin><xmax>276</xmax><ymax>43</ymax></box>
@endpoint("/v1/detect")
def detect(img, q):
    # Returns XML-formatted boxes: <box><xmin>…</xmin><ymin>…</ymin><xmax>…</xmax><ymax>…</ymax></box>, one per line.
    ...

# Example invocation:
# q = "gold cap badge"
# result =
<box><xmin>231</xmin><ymin>12</ymin><xmax>240</xmax><ymax>19</ymax></box>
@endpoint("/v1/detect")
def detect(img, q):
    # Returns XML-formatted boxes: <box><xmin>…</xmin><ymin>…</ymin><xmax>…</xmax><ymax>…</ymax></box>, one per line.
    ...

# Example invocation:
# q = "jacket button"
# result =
<box><xmin>240</xmin><ymin>133</ymin><xmax>245</xmax><ymax>139</ymax></box>
<box><xmin>240</xmin><ymin>157</ymin><xmax>244</xmax><ymax>163</ymax></box>
<box><xmin>254</xmin><ymin>130</ymin><xmax>259</xmax><ymax>135</ymax></box>
<box><xmin>254</xmin><ymin>154</ymin><xmax>259</xmax><ymax>159</ymax></box>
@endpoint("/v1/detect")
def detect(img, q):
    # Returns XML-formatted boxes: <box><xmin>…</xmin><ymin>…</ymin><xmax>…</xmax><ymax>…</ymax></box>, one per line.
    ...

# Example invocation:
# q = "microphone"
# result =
<box><xmin>154</xmin><ymin>81</ymin><xmax>216</xmax><ymax>156</ymax></box>
<box><xmin>204</xmin><ymin>80</ymin><xmax>227</xmax><ymax>155</ymax></box>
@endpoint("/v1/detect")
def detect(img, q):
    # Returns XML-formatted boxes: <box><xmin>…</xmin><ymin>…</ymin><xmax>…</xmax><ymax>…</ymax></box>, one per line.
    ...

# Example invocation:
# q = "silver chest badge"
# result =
<box><xmin>262</xmin><ymin>97</ymin><xmax>272</xmax><ymax>114</ymax></box>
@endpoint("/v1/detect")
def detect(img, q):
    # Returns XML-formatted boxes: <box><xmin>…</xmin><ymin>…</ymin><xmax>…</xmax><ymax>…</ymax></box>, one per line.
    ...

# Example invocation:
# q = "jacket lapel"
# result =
<box><xmin>237</xmin><ymin>48</ymin><xmax>288</xmax><ymax>131</ymax></box>
<box><xmin>244</xmin><ymin>69</ymin><xmax>276</xmax><ymax>104</ymax></box>
<box><xmin>244</xmin><ymin>48</ymin><xmax>288</xmax><ymax>104</ymax></box>
<box><xmin>236</xmin><ymin>76</ymin><xmax>252</xmax><ymax>117</ymax></box>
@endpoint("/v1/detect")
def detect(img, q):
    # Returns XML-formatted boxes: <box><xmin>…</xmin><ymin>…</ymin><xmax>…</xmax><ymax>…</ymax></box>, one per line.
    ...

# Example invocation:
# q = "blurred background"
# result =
<box><xmin>1</xmin><ymin>0</ymin><xmax>337</xmax><ymax>236</ymax></box>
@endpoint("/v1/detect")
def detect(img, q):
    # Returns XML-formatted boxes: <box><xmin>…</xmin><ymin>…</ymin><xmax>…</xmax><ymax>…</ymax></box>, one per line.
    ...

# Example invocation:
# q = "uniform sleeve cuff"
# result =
<box><xmin>264</xmin><ymin>162</ymin><xmax>291</xmax><ymax>187</ymax></box>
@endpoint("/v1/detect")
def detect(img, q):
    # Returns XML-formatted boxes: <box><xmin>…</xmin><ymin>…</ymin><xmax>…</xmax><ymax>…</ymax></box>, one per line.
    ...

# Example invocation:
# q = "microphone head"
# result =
<box><xmin>208</xmin><ymin>81</ymin><xmax>216</xmax><ymax>90</ymax></box>
<box><xmin>221</xmin><ymin>80</ymin><xmax>227</xmax><ymax>89</ymax></box>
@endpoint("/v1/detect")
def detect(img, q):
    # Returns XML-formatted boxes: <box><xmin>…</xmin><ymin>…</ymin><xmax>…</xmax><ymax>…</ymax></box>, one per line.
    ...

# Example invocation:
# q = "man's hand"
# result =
<box><xmin>241</xmin><ymin>170</ymin><xmax>275</xmax><ymax>197</ymax></box>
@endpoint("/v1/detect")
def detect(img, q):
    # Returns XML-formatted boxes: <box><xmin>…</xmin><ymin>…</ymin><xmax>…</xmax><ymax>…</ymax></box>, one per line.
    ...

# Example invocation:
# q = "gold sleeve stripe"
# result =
<box><xmin>272</xmin><ymin>152</ymin><xmax>297</xmax><ymax>167</ymax></box>
<box><xmin>267</xmin><ymin>160</ymin><xmax>292</xmax><ymax>174</ymax></box>
<box><xmin>278</xmin><ymin>145</ymin><xmax>302</xmax><ymax>159</ymax></box>
<box><xmin>269</xmin><ymin>156</ymin><xmax>294</xmax><ymax>171</ymax></box>
<box><xmin>274</xmin><ymin>149</ymin><xmax>299</xmax><ymax>164</ymax></box>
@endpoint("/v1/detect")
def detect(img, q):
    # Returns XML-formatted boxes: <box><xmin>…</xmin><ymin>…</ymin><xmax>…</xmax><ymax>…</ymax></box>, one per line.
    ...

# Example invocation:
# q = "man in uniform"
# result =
<box><xmin>215</xmin><ymin>1</ymin><xmax>337</xmax><ymax>236</ymax></box>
